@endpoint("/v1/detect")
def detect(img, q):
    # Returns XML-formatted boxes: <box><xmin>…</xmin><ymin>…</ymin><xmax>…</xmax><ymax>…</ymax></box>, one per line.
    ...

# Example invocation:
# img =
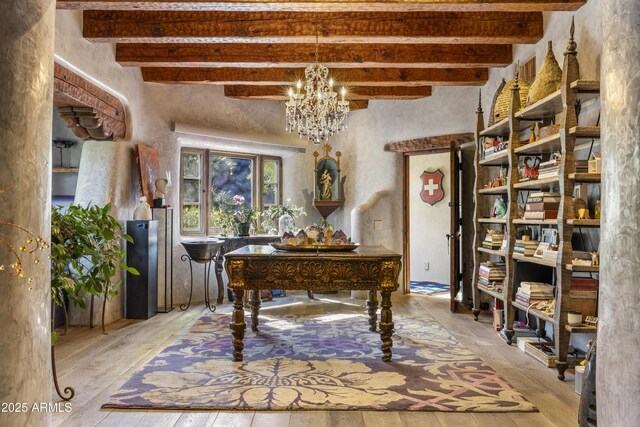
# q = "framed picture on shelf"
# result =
<box><xmin>541</xmin><ymin>228</ymin><xmax>558</xmax><ymax>244</ymax></box>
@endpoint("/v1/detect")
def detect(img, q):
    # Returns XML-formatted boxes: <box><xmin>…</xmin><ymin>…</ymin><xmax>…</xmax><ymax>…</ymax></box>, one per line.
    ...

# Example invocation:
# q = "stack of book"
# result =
<box><xmin>515</xmin><ymin>281</ymin><xmax>555</xmax><ymax>306</ymax></box>
<box><xmin>478</xmin><ymin>262</ymin><xmax>506</xmax><ymax>291</ymax></box>
<box><xmin>524</xmin><ymin>192</ymin><xmax>561</xmax><ymax>220</ymax></box>
<box><xmin>514</xmin><ymin>239</ymin><xmax>540</xmax><ymax>257</ymax></box>
<box><xmin>538</xmin><ymin>156</ymin><xmax>561</xmax><ymax>180</ymax></box>
<box><xmin>484</xmin><ymin>141</ymin><xmax>508</xmax><ymax>157</ymax></box>
<box><xmin>575</xmin><ymin>160</ymin><xmax>589</xmax><ymax>173</ymax></box>
<box><xmin>483</xmin><ymin>231</ymin><xmax>504</xmax><ymax>250</ymax></box>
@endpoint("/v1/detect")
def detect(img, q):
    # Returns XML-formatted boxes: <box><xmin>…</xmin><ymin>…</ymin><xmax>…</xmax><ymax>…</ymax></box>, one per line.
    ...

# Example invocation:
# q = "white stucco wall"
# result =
<box><xmin>409</xmin><ymin>152</ymin><xmax>451</xmax><ymax>284</ymax></box>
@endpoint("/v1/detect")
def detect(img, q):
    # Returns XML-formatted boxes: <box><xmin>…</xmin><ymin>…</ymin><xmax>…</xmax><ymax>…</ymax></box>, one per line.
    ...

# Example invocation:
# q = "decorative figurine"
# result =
<box><xmin>320</xmin><ymin>169</ymin><xmax>332</xmax><ymax>200</ymax></box>
<box><xmin>492</xmin><ymin>196</ymin><xmax>507</xmax><ymax>219</ymax></box>
<box><xmin>591</xmin><ymin>252</ymin><xmax>600</xmax><ymax>266</ymax></box>
<box><xmin>154</xmin><ymin>172</ymin><xmax>171</xmax><ymax>208</ymax></box>
<box><xmin>133</xmin><ymin>196</ymin><xmax>152</xmax><ymax>220</ymax></box>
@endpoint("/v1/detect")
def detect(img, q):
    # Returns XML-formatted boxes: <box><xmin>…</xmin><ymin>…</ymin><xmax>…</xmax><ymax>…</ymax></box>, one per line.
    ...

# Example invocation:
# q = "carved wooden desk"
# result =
<box><xmin>224</xmin><ymin>245</ymin><xmax>402</xmax><ymax>362</ymax></box>
<box><xmin>213</xmin><ymin>235</ymin><xmax>280</xmax><ymax>303</ymax></box>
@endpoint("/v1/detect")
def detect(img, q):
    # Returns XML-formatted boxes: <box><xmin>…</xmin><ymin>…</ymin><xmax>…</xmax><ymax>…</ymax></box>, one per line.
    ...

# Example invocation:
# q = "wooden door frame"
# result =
<box><xmin>387</xmin><ymin>132</ymin><xmax>474</xmax><ymax>295</ymax></box>
<box><xmin>401</xmin><ymin>148</ymin><xmax>451</xmax><ymax>295</ymax></box>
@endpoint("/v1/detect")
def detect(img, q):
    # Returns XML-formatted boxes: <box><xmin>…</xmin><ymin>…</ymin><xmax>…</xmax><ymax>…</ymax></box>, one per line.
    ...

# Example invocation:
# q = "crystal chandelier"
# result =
<box><xmin>285</xmin><ymin>32</ymin><xmax>349</xmax><ymax>144</ymax></box>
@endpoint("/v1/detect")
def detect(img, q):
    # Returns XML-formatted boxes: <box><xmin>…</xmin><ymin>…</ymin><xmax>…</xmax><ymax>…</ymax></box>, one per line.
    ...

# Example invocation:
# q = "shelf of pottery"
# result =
<box><xmin>471</xmin><ymin>21</ymin><xmax>601</xmax><ymax>380</ymax></box>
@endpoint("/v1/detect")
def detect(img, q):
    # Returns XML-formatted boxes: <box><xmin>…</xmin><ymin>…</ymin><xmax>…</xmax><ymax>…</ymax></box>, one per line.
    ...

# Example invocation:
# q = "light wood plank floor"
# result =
<box><xmin>52</xmin><ymin>292</ymin><xmax>579</xmax><ymax>427</ymax></box>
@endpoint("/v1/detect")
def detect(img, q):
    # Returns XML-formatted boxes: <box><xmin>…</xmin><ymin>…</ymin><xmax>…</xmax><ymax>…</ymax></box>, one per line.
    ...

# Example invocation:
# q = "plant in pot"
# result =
<box><xmin>231</xmin><ymin>195</ymin><xmax>259</xmax><ymax>237</ymax></box>
<box><xmin>51</xmin><ymin>203</ymin><xmax>139</xmax><ymax>339</ymax></box>
<box><xmin>262</xmin><ymin>200</ymin><xmax>306</xmax><ymax>235</ymax></box>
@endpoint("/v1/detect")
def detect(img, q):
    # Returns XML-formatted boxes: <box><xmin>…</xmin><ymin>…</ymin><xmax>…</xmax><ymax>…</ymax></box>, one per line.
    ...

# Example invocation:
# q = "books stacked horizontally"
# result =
<box><xmin>516</xmin><ymin>281</ymin><xmax>555</xmax><ymax>306</ymax></box>
<box><xmin>483</xmin><ymin>231</ymin><xmax>504</xmax><ymax>250</ymax></box>
<box><xmin>524</xmin><ymin>192</ymin><xmax>560</xmax><ymax>220</ymax></box>
<box><xmin>538</xmin><ymin>155</ymin><xmax>561</xmax><ymax>180</ymax></box>
<box><xmin>575</xmin><ymin>159</ymin><xmax>589</xmax><ymax>173</ymax></box>
<box><xmin>484</xmin><ymin>140</ymin><xmax>508</xmax><ymax>158</ymax></box>
<box><xmin>478</xmin><ymin>262</ymin><xmax>506</xmax><ymax>292</ymax></box>
<box><xmin>514</xmin><ymin>238</ymin><xmax>540</xmax><ymax>257</ymax></box>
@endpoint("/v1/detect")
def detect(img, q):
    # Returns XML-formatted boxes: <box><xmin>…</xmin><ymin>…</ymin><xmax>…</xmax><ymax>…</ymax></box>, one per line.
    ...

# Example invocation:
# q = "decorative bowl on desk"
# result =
<box><xmin>181</xmin><ymin>240</ymin><xmax>223</xmax><ymax>262</ymax></box>
<box><xmin>270</xmin><ymin>242</ymin><xmax>360</xmax><ymax>252</ymax></box>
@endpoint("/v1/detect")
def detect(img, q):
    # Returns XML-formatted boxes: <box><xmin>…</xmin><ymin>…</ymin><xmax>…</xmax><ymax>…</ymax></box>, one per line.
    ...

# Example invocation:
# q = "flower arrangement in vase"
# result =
<box><xmin>262</xmin><ymin>199</ymin><xmax>306</xmax><ymax>235</ymax></box>
<box><xmin>232</xmin><ymin>195</ymin><xmax>259</xmax><ymax>236</ymax></box>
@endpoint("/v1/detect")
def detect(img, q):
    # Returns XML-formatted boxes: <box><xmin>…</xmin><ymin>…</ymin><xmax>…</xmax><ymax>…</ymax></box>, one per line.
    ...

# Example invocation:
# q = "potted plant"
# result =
<box><xmin>231</xmin><ymin>195</ymin><xmax>259</xmax><ymax>236</ymax></box>
<box><xmin>262</xmin><ymin>200</ymin><xmax>306</xmax><ymax>235</ymax></box>
<box><xmin>51</xmin><ymin>203</ymin><xmax>139</xmax><ymax>337</ymax></box>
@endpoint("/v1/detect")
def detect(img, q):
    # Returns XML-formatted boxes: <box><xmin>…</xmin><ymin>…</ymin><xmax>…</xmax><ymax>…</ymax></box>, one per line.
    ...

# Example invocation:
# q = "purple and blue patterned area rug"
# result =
<box><xmin>103</xmin><ymin>311</ymin><xmax>537</xmax><ymax>412</ymax></box>
<box><xmin>410</xmin><ymin>281</ymin><xmax>450</xmax><ymax>295</ymax></box>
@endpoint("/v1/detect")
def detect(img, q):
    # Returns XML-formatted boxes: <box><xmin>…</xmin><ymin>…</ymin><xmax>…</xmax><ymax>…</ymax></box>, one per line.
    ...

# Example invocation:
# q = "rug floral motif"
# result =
<box><xmin>103</xmin><ymin>311</ymin><xmax>537</xmax><ymax>412</ymax></box>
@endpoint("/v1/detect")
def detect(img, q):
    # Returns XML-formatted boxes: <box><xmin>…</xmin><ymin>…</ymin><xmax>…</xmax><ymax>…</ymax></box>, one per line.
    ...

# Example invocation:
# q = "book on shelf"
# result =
<box><xmin>514</xmin><ymin>239</ymin><xmax>540</xmax><ymax>256</ymax></box>
<box><xmin>529</xmin><ymin>191</ymin><xmax>560</xmax><ymax>198</ymax></box>
<box><xmin>534</xmin><ymin>242</ymin><xmax>550</xmax><ymax>258</ymax></box>
<box><xmin>542</xmin><ymin>249</ymin><xmax>559</xmax><ymax>262</ymax></box>
<box><xmin>575</xmin><ymin>160</ymin><xmax>589</xmax><ymax>173</ymax></box>
<box><xmin>523</xmin><ymin>210</ymin><xmax>559</xmax><ymax>220</ymax></box>
<box><xmin>525</xmin><ymin>201</ymin><xmax>560</xmax><ymax>211</ymax></box>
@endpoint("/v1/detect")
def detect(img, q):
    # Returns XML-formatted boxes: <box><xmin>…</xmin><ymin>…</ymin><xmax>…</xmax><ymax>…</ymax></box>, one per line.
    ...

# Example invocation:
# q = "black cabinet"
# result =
<box><xmin>126</xmin><ymin>220</ymin><xmax>158</xmax><ymax>319</ymax></box>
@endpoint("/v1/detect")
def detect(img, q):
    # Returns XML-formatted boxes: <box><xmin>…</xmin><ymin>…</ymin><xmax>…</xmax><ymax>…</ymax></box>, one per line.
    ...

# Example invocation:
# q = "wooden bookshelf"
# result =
<box><xmin>514</xmin><ymin>132</ymin><xmax>561</xmax><ymax>155</ymax></box>
<box><xmin>565</xmin><ymin>324</ymin><xmax>597</xmax><ymax>333</ymax></box>
<box><xmin>513</xmin><ymin>176</ymin><xmax>560</xmax><ymax>190</ymax></box>
<box><xmin>565</xmin><ymin>264</ymin><xmax>600</xmax><ymax>272</ymax></box>
<box><xmin>478</xmin><ymin>218</ymin><xmax>507</xmax><ymax>224</ymax></box>
<box><xmin>471</xmin><ymin>22</ymin><xmax>601</xmax><ymax>381</ymax></box>
<box><xmin>479</xmin><ymin>185</ymin><xmax>508</xmax><ymax>195</ymax></box>
<box><xmin>479</xmin><ymin>150</ymin><xmax>509</xmax><ymax>166</ymax></box>
<box><xmin>513</xmin><ymin>300</ymin><xmax>557</xmax><ymax>325</ymax></box>
<box><xmin>513</xmin><ymin>253</ymin><xmax>557</xmax><ymax>268</ymax></box>
<box><xmin>478</xmin><ymin>287</ymin><xmax>506</xmax><ymax>301</ymax></box>
<box><xmin>477</xmin><ymin>247</ymin><xmax>505</xmax><ymax>257</ymax></box>
<box><xmin>567</xmin><ymin>219</ymin><xmax>600</xmax><ymax>227</ymax></box>
<box><xmin>512</xmin><ymin>219</ymin><xmax>559</xmax><ymax>226</ymax></box>
<box><xmin>569</xmin><ymin>173</ymin><xmax>601</xmax><ymax>182</ymax></box>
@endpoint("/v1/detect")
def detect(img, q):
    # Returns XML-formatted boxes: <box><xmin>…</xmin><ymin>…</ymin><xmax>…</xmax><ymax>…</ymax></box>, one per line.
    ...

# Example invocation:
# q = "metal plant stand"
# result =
<box><xmin>180</xmin><ymin>240</ymin><xmax>223</xmax><ymax>312</ymax></box>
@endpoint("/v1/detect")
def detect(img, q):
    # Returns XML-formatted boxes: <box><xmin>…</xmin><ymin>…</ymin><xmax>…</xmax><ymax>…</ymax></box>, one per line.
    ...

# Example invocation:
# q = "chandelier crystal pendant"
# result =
<box><xmin>285</xmin><ymin>29</ymin><xmax>349</xmax><ymax>144</ymax></box>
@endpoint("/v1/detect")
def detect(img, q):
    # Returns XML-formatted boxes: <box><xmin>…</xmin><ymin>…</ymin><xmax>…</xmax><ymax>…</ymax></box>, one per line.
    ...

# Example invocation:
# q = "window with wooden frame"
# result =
<box><xmin>180</xmin><ymin>148</ymin><xmax>283</xmax><ymax>235</ymax></box>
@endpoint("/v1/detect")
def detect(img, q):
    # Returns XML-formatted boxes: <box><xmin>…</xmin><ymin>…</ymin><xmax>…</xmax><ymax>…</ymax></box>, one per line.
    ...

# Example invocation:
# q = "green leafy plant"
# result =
<box><xmin>262</xmin><ymin>200</ymin><xmax>307</xmax><ymax>232</ymax></box>
<box><xmin>231</xmin><ymin>195</ymin><xmax>259</xmax><ymax>224</ymax></box>
<box><xmin>51</xmin><ymin>203</ymin><xmax>139</xmax><ymax>339</ymax></box>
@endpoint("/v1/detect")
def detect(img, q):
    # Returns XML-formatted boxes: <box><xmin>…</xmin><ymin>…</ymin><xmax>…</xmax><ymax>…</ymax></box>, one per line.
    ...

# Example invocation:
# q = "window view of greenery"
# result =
<box><xmin>263</xmin><ymin>158</ymin><xmax>279</xmax><ymax>207</ymax></box>
<box><xmin>182</xmin><ymin>152</ymin><xmax>201</xmax><ymax>230</ymax></box>
<box><xmin>181</xmin><ymin>150</ymin><xmax>282</xmax><ymax>234</ymax></box>
<box><xmin>209</xmin><ymin>155</ymin><xmax>254</xmax><ymax>233</ymax></box>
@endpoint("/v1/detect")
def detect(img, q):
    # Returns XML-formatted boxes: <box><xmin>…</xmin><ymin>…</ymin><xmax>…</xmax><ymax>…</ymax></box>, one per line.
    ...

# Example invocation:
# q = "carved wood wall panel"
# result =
<box><xmin>53</xmin><ymin>62</ymin><xmax>126</xmax><ymax>140</ymax></box>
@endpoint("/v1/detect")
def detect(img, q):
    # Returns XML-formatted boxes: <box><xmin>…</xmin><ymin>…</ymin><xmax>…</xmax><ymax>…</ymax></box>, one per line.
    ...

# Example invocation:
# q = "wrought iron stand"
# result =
<box><xmin>152</xmin><ymin>207</ymin><xmax>174</xmax><ymax>313</ymax></box>
<box><xmin>180</xmin><ymin>253</ymin><xmax>217</xmax><ymax>313</ymax></box>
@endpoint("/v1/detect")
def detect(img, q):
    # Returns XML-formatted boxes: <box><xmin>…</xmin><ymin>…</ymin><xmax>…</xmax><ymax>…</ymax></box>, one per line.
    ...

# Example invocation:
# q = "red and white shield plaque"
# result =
<box><xmin>419</xmin><ymin>169</ymin><xmax>445</xmax><ymax>205</ymax></box>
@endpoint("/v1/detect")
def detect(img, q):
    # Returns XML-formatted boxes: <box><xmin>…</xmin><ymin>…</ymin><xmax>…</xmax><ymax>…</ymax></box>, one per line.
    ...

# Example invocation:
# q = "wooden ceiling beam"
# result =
<box><xmin>141</xmin><ymin>67</ymin><xmax>488</xmax><ymax>86</ymax></box>
<box><xmin>223</xmin><ymin>85</ymin><xmax>432</xmax><ymax>100</ymax></box>
<box><xmin>384</xmin><ymin>132</ymin><xmax>474</xmax><ymax>152</ymax></box>
<box><xmin>347</xmin><ymin>100</ymin><xmax>368</xmax><ymax>110</ymax></box>
<box><xmin>116</xmin><ymin>43</ymin><xmax>512</xmax><ymax>68</ymax></box>
<box><xmin>58</xmin><ymin>1</ymin><xmax>587</xmax><ymax>13</ymax></box>
<box><xmin>83</xmin><ymin>11</ymin><xmax>542</xmax><ymax>44</ymax></box>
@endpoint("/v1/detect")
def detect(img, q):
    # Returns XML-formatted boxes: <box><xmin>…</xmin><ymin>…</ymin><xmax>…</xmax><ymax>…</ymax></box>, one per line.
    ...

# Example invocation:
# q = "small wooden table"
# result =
<box><xmin>224</xmin><ymin>245</ymin><xmax>402</xmax><ymax>362</ymax></box>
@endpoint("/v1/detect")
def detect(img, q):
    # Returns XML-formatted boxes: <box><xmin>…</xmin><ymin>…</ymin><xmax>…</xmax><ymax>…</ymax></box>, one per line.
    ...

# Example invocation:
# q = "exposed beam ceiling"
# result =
<box><xmin>116</xmin><ymin>43</ymin><xmax>512</xmax><ymax>68</ymax></box>
<box><xmin>224</xmin><ymin>85</ymin><xmax>433</xmax><ymax>100</ymax></box>
<box><xmin>83</xmin><ymin>11</ymin><xmax>542</xmax><ymax>44</ymax></box>
<box><xmin>58</xmin><ymin>0</ymin><xmax>586</xmax><ymax>12</ymax></box>
<box><xmin>58</xmin><ymin>0</ymin><xmax>588</xmax><ymax>108</ymax></box>
<box><xmin>141</xmin><ymin>67</ymin><xmax>488</xmax><ymax>86</ymax></box>
<box><xmin>384</xmin><ymin>132</ymin><xmax>475</xmax><ymax>152</ymax></box>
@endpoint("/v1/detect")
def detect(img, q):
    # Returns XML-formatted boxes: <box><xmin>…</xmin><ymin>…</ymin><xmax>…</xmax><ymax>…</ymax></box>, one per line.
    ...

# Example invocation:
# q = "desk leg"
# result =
<box><xmin>367</xmin><ymin>290</ymin><xmax>378</xmax><ymax>332</ymax></box>
<box><xmin>250</xmin><ymin>290</ymin><xmax>261</xmax><ymax>332</ymax></box>
<box><xmin>379</xmin><ymin>289</ymin><xmax>394</xmax><ymax>362</ymax></box>
<box><xmin>214</xmin><ymin>256</ymin><xmax>225</xmax><ymax>304</ymax></box>
<box><xmin>231</xmin><ymin>289</ymin><xmax>246</xmax><ymax>361</ymax></box>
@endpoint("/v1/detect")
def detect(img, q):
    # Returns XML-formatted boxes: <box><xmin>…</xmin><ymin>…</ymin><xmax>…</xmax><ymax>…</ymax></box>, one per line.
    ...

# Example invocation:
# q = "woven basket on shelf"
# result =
<box><xmin>491</xmin><ymin>78</ymin><xmax>530</xmax><ymax>124</ymax></box>
<box><xmin>527</xmin><ymin>41</ymin><xmax>563</xmax><ymax>105</ymax></box>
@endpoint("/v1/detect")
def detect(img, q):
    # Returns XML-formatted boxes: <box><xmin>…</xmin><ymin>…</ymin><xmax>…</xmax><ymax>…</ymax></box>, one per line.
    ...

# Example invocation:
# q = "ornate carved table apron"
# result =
<box><xmin>224</xmin><ymin>245</ymin><xmax>402</xmax><ymax>362</ymax></box>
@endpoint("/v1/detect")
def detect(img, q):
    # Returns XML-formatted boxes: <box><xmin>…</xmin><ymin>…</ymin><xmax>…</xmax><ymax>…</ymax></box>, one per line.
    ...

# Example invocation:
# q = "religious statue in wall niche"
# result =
<box><xmin>313</xmin><ymin>143</ymin><xmax>343</xmax><ymax>219</ymax></box>
<box><xmin>320</xmin><ymin>169</ymin><xmax>333</xmax><ymax>200</ymax></box>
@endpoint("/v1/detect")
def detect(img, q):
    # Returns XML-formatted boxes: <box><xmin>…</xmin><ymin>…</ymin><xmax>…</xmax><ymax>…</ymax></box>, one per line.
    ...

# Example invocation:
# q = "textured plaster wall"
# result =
<box><xmin>409</xmin><ymin>152</ymin><xmax>452</xmax><ymax>284</ymax></box>
<box><xmin>0</xmin><ymin>0</ymin><xmax>55</xmax><ymax>425</ymax></box>
<box><xmin>598</xmin><ymin>0</ymin><xmax>640</xmax><ymax>425</ymax></box>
